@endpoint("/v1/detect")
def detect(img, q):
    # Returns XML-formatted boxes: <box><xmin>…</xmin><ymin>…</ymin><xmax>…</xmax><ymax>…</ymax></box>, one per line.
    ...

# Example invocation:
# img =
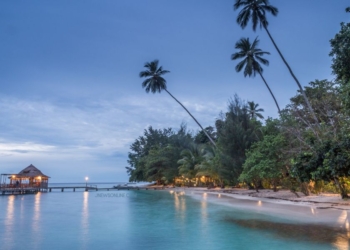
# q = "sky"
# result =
<box><xmin>0</xmin><ymin>0</ymin><xmax>349</xmax><ymax>183</ymax></box>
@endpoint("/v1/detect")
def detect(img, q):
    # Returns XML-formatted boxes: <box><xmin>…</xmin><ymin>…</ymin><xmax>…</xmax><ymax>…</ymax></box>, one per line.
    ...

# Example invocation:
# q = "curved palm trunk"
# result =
<box><xmin>263</xmin><ymin>26</ymin><xmax>319</xmax><ymax>127</ymax></box>
<box><xmin>164</xmin><ymin>89</ymin><xmax>217</xmax><ymax>147</ymax></box>
<box><xmin>258</xmin><ymin>71</ymin><xmax>281</xmax><ymax>114</ymax></box>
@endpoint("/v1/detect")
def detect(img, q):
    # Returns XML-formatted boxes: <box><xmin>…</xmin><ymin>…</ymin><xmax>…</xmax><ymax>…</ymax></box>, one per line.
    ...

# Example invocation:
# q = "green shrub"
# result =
<box><xmin>322</xmin><ymin>181</ymin><xmax>338</xmax><ymax>193</ymax></box>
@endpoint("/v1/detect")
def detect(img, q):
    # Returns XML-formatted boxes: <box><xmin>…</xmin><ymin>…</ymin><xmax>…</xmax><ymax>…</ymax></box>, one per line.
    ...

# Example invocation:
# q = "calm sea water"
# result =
<box><xmin>0</xmin><ymin>185</ymin><xmax>348</xmax><ymax>250</ymax></box>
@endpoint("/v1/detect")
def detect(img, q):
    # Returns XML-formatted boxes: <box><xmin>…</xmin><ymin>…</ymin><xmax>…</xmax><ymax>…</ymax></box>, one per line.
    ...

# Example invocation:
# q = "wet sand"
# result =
<box><xmin>170</xmin><ymin>187</ymin><xmax>350</xmax><ymax>225</ymax></box>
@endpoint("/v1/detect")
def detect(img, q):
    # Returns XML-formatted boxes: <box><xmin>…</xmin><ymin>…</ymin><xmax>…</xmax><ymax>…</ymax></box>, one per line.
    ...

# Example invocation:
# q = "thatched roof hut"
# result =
<box><xmin>17</xmin><ymin>164</ymin><xmax>50</xmax><ymax>178</ymax></box>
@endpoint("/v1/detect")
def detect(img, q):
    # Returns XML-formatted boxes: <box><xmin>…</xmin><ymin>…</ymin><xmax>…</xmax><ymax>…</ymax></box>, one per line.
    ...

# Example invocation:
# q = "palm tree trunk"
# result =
<box><xmin>258</xmin><ymin>71</ymin><xmax>281</xmax><ymax>113</ymax></box>
<box><xmin>164</xmin><ymin>89</ymin><xmax>217</xmax><ymax>147</ymax></box>
<box><xmin>263</xmin><ymin>26</ymin><xmax>319</xmax><ymax>127</ymax></box>
<box><xmin>334</xmin><ymin>177</ymin><xmax>349</xmax><ymax>199</ymax></box>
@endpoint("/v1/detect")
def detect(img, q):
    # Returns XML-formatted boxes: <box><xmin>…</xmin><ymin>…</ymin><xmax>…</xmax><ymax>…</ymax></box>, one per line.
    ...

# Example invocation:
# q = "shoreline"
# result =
<box><xmin>165</xmin><ymin>187</ymin><xmax>350</xmax><ymax>228</ymax></box>
<box><xmin>169</xmin><ymin>187</ymin><xmax>350</xmax><ymax>210</ymax></box>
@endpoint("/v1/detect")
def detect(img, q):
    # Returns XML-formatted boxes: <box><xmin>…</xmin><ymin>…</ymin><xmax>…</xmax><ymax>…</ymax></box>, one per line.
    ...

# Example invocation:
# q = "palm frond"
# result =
<box><xmin>233</xmin><ymin>0</ymin><xmax>250</xmax><ymax>10</ymax></box>
<box><xmin>256</xmin><ymin>113</ymin><xmax>264</xmax><ymax>119</ymax></box>
<box><xmin>235</xmin><ymin>59</ymin><xmax>246</xmax><ymax>73</ymax></box>
<box><xmin>255</xmin><ymin>56</ymin><xmax>269</xmax><ymax>66</ymax></box>
<box><xmin>142</xmin><ymin>78</ymin><xmax>150</xmax><ymax>87</ymax></box>
<box><xmin>231</xmin><ymin>52</ymin><xmax>246</xmax><ymax>60</ymax></box>
<box><xmin>237</xmin><ymin>8</ymin><xmax>251</xmax><ymax>29</ymax></box>
<box><xmin>243</xmin><ymin>57</ymin><xmax>253</xmax><ymax>77</ymax></box>
<box><xmin>251</xmin><ymin>10</ymin><xmax>259</xmax><ymax>31</ymax></box>
<box><xmin>252</xmin><ymin>61</ymin><xmax>263</xmax><ymax>74</ymax></box>
<box><xmin>254</xmin><ymin>50</ymin><xmax>270</xmax><ymax>56</ymax></box>
<box><xmin>262</xmin><ymin>4</ymin><xmax>278</xmax><ymax>16</ymax></box>
<box><xmin>251</xmin><ymin>36</ymin><xmax>260</xmax><ymax>49</ymax></box>
<box><xmin>139</xmin><ymin>70</ymin><xmax>151</xmax><ymax>78</ymax></box>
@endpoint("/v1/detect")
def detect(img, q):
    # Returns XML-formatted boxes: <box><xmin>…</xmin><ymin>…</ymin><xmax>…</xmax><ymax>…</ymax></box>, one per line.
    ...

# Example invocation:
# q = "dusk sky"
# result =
<box><xmin>0</xmin><ymin>1</ymin><xmax>349</xmax><ymax>183</ymax></box>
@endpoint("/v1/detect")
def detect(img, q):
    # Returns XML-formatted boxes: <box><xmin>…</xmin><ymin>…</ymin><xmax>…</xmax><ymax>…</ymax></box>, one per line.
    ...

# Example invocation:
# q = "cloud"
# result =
<box><xmin>0</xmin><ymin>94</ymin><xmax>223</xmax><ymax>160</ymax></box>
<box><xmin>0</xmin><ymin>93</ymin><xmax>226</xmax><ymax>181</ymax></box>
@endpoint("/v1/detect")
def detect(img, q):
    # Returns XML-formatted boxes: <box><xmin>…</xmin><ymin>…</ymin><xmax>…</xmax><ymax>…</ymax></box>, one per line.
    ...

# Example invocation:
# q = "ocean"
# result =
<box><xmin>0</xmin><ymin>184</ymin><xmax>347</xmax><ymax>250</ymax></box>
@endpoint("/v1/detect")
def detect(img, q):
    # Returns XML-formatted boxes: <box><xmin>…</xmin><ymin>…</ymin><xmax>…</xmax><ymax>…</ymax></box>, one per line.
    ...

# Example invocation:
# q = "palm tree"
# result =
<box><xmin>233</xmin><ymin>0</ymin><xmax>319</xmax><ymax>125</ymax></box>
<box><xmin>139</xmin><ymin>60</ymin><xmax>216</xmax><ymax>147</ymax></box>
<box><xmin>177</xmin><ymin>144</ymin><xmax>203</xmax><ymax>180</ymax></box>
<box><xmin>247</xmin><ymin>101</ymin><xmax>264</xmax><ymax>120</ymax></box>
<box><xmin>346</xmin><ymin>7</ymin><xmax>350</xmax><ymax>13</ymax></box>
<box><xmin>231</xmin><ymin>37</ymin><xmax>281</xmax><ymax>113</ymax></box>
<box><xmin>195</xmin><ymin>145</ymin><xmax>231</xmax><ymax>187</ymax></box>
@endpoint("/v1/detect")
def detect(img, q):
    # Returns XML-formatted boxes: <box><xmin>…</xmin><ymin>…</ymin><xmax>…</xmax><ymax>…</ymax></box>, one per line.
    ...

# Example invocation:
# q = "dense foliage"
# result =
<box><xmin>330</xmin><ymin>22</ymin><xmax>350</xmax><ymax>83</ymax></box>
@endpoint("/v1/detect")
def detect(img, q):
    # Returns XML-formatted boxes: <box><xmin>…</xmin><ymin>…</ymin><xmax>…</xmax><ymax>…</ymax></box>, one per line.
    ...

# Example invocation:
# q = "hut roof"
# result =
<box><xmin>17</xmin><ymin>164</ymin><xmax>50</xmax><ymax>178</ymax></box>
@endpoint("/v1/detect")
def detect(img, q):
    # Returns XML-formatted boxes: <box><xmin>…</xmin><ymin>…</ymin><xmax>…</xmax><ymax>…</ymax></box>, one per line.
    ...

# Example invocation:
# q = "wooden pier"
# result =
<box><xmin>0</xmin><ymin>185</ymin><xmax>168</xmax><ymax>195</ymax></box>
<box><xmin>47</xmin><ymin>185</ymin><xmax>167</xmax><ymax>192</ymax></box>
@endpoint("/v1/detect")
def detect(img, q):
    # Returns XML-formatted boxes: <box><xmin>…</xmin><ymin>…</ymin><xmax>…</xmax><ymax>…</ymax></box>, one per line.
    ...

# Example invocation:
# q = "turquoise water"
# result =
<box><xmin>0</xmin><ymin>189</ymin><xmax>347</xmax><ymax>250</ymax></box>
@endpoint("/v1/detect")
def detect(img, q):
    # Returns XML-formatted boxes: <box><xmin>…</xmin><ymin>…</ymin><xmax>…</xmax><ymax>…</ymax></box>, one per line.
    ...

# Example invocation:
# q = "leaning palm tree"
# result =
<box><xmin>233</xmin><ymin>0</ymin><xmax>319</xmax><ymax>125</ymax></box>
<box><xmin>139</xmin><ymin>60</ymin><xmax>216</xmax><ymax>147</ymax></box>
<box><xmin>247</xmin><ymin>101</ymin><xmax>264</xmax><ymax>120</ymax></box>
<box><xmin>231</xmin><ymin>37</ymin><xmax>281</xmax><ymax>113</ymax></box>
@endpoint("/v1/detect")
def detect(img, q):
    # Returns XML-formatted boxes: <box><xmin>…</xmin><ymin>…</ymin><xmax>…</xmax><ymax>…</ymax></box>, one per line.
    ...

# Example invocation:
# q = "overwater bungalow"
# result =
<box><xmin>0</xmin><ymin>164</ymin><xmax>50</xmax><ymax>194</ymax></box>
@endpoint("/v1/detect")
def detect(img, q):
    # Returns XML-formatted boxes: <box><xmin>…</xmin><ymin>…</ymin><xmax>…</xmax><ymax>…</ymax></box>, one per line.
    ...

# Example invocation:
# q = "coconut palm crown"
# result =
<box><xmin>231</xmin><ymin>37</ymin><xmax>269</xmax><ymax>77</ymax></box>
<box><xmin>248</xmin><ymin>101</ymin><xmax>264</xmax><ymax>120</ymax></box>
<box><xmin>234</xmin><ymin>0</ymin><xmax>278</xmax><ymax>31</ymax></box>
<box><xmin>231</xmin><ymin>37</ymin><xmax>281</xmax><ymax>113</ymax></box>
<box><xmin>139</xmin><ymin>60</ymin><xmax>170</xmax><ymax>93</ymax></box>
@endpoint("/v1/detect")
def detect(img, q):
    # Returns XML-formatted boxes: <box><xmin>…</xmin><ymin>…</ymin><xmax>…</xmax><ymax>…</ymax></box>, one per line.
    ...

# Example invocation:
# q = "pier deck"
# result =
<box><xmin>48</xmin><ymin>186</ymin><xmax>167</xmax><ymax>192</ymax></box>
<box><xmin>0</xmin><ymin>185</ymin><xmax>167</xmax><ymax>195</ymax></box>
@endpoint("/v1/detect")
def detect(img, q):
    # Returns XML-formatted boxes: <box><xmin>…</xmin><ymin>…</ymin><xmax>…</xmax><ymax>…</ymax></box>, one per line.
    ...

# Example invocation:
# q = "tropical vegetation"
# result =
<box><xmin>126</xmin><ymin>6</ymin><xmax>350</xmax><ymax>198</ymax></box>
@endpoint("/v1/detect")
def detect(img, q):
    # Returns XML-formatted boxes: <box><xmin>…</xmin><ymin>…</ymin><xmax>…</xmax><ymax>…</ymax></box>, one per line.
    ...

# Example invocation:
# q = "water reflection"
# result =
<box><xmin>174</xmin><ymin>192</ymin><xmax>179</xmax><ymax>210</ymax></box>
<box><xmin>4</xmin><ymin>195</ymin><xmax>15</xmax><ymax>249</ymax></box>
<box><xmin>201</xmin><ymin>197</ymin><xmax>207</xmax><ymax>226</ymax></box>
<box><xmin>172</xmin><ymin>191</ymin><xmax>186</xmax><ymax>220</ymax></box>
<box><xmin>310</xmin><ymin>207</ymin><xmax>316</xmax><ymax>215</ymax></box>
<box><xmin>33</xmin><ymin>193</ymin><xmax>42</xmax><ymax>249</ymax></box>
<box><xmin>81</xmin><ymin>191</ymin><xmax>89</xmax><ymax>248</ymax></box>
<box><xmin>203</xmin><ymin>192</ymin><xmax>207</xmax><ymax>199</ymax></box>
<box><xmin>225</xmin><ymin>215</ymin><xmax>350</xmax><ymax>249</ymax></box>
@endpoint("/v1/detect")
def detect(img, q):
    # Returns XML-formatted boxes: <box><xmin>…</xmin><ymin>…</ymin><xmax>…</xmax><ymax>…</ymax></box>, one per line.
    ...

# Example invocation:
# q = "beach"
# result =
<box><xmin>185</xmin><ymin>187</ymin><xmax>350</xmax><ymax>209</ymax></box>
<box><xmin>167</xmin><ymin>187</ymin><xmax>350</xmax><ymax>224</ymax></box>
